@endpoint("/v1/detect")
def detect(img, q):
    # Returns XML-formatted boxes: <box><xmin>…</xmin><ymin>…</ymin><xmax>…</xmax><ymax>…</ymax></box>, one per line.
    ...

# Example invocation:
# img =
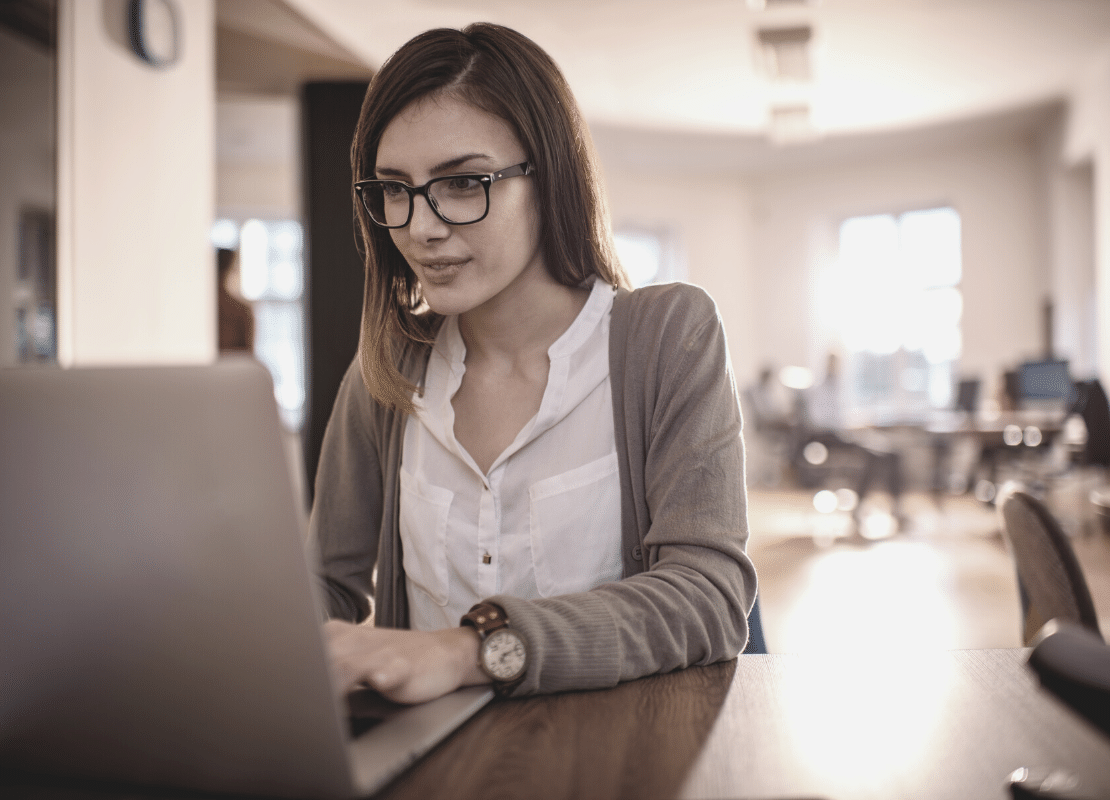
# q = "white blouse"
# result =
<box><xmin>400</xmin><ymin>279</ymin><xmax>622</xmax><ymax>631</ymax></box>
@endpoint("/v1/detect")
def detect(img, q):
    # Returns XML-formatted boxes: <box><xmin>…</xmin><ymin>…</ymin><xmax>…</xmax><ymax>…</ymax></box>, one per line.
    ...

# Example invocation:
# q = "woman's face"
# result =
<box><xmin>375</xmin><ymin>94</ymin><xmax>547</xmax><ymax>318</ymax></box>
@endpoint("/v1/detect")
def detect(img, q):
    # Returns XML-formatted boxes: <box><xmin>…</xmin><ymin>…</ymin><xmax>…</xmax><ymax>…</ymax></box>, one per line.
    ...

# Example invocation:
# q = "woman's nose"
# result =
<box><xmin>407</xmin><ymin>193</ymin><xmax>450</xmax><ymax>242</ymax></box>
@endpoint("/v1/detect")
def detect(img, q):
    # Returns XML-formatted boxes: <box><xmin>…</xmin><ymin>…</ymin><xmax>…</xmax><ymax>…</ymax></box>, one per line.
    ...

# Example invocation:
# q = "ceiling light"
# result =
<box><xmin>756</xmin><ymin>25</ymin><xmax>812</xmax><ymax>81</ymax></box>
<box><xmin>747</xmin><ymin>0</ymin><xmax>817</xmax><ymax>9</ymax></box>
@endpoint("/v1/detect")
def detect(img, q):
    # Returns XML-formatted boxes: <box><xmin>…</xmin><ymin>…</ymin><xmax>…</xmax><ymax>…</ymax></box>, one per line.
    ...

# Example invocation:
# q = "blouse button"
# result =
<box><xmin>631</xmin><ymin>545</ymin><xmax>643</xmax><ymax>561</ymax></box>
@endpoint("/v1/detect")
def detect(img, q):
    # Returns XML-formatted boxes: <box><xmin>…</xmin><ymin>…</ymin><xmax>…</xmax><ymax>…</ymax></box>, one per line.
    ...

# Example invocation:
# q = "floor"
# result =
<box><xmin>747</xmin><ymin>486</ymin><xmax>1110</xmax><ymax>654</ymax></box>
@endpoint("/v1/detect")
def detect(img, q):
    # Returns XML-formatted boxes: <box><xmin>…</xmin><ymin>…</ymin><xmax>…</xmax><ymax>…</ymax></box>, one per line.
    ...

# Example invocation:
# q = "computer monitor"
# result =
<box><xmin>1018</xmin><ymin>359</ymin><xmax>1071</xmax><ymax>408</ymax></box>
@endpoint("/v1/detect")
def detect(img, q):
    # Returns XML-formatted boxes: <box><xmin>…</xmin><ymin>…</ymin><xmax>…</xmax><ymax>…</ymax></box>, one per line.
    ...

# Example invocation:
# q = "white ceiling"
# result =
<box><xmin>275</xmin><ymin>0</ymin><xmax>1110</xmax><ymax>140</ymax></box>
<box><xmin>218</xmin><ymin>0</ymin><xmax>366</xmax><ymax>65</ymax></box>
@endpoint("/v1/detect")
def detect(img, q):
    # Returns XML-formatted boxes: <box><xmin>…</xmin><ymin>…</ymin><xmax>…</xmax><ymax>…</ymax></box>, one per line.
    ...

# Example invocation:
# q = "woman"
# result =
<box><xmin>313</xmin><ymin>22</ymin><xmax>757</xmax><ymax>704</ymax></box>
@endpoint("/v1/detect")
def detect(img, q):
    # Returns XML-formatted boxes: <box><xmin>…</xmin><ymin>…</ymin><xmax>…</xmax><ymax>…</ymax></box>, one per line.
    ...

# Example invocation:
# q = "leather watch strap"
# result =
<box><xmin>461</xmin><ymin>602</ymin><xmax>527</xmax><ymax>695</ymax></box>
<box><xmin>462</xmin><ymin>602</ymin><xmax>510</xmax><ymax>636</ymax></box>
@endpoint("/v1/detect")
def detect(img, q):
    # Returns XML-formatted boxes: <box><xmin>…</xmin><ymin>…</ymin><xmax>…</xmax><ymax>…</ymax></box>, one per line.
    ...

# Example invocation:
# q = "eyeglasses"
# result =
<box><xmin>354</xmin><ymin>162</ymin><xmax>534</xmax><ymax>229</ymax></box>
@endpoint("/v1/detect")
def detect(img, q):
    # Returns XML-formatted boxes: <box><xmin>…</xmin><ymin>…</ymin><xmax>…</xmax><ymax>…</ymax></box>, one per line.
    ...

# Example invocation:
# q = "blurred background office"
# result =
<box><xmin>3</xmin><ymin>0</ymin><xmax>1110</xmax><ymax>651</ymax></box>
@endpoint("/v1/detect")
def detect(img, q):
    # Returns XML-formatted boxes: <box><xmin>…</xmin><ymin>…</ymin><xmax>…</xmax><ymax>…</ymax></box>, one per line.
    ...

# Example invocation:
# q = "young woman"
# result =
<box><xmin>312</xmin><ymin>22</ymin><xmax>758</xmax><ymax>704</ymax></box>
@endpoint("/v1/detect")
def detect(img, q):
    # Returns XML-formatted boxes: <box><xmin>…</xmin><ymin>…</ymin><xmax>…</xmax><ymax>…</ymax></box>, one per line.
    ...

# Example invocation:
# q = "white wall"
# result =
<box><xmin>602</xmin><ymin>166</ymin><xmax>758</xmax><ymax>384</ymax></box>
<box><xmin>216</xmin><ymin>94</ymin><xmax>300</xmax><ymax>222</ymax></box>
<box><xmin>600</xmin><ymin>122</ymin><xmax>1058</xmax><ymax>403</ymax></box>
<box><xmin>1066</xmin><ymin>46</ymin><xmax>1110</xmax><ymax>382</ymax></box>
<box><xmin>1045</xmin><ymin>152</ymin><xmax>1097</xmax><ymax>380</ymax></box>
<box><xmin>57</xmin><ymin>0</ymin><xmax>215</xmax><ymax>365</ymax></box>
<box><xmin>746</xmin><ymin>132</ymin><xmax>1050</xmax><ymax>394</ymax></box>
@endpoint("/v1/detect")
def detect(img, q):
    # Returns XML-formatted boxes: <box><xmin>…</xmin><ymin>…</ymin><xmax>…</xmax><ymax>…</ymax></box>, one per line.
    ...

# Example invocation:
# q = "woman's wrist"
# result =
<box><xmin>445</xmin><ymin>624</ymin><xmax>487</xmax><ymax>687</ymax></box>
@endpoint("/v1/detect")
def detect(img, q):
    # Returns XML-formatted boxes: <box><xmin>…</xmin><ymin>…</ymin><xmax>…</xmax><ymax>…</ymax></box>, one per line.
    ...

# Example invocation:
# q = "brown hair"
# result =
<box><xmin>351</xmin><ymin>22</ymin><xmax>628</xmax><ymax>412</ymax></box>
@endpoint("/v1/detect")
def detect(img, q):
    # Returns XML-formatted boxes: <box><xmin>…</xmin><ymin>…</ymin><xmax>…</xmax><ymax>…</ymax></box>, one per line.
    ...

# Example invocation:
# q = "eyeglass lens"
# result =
<box><xmin>366</xmin><ymin>176</ymin><xmax>488</xmax><ymax>227</ymax></box>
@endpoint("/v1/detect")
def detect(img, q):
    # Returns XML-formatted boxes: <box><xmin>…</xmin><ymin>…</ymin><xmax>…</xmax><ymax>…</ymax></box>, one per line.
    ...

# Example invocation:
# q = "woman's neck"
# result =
<box><xmin>457</xmin><ymin>275</ymin><xmax>590</xmax><ymax>366</ymax></box>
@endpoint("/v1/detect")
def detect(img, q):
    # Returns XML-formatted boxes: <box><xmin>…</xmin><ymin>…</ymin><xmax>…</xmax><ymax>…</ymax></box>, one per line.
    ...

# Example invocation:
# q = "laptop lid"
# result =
<box><xmin>0</xmin><ymin>361</ymin><xmax>490</xmax><ymax>798</ymax></box>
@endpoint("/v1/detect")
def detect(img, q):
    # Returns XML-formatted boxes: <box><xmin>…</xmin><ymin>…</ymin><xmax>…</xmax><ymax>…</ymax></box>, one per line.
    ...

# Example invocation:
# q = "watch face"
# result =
<box><xmin>481</xmin><ymin>628</ymin><xmax>526</xmax><ymax>682</ymax></box>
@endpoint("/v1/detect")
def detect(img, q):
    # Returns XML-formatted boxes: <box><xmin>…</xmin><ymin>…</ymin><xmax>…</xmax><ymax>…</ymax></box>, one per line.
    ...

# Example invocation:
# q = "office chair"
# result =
<box><xmin>742</xmin><ymin>594</ymin><xmax>768</xmax><ymax>654</ymax></box>
<box><xmin>1071</xmin><ymin>379</ymin><xmax>1110</xmax><ymax>469</ymax></box>
<box><xmin>997</xmin><ymin>489</ymin><xmax>1103</xmax><ymax>646</ymax></box>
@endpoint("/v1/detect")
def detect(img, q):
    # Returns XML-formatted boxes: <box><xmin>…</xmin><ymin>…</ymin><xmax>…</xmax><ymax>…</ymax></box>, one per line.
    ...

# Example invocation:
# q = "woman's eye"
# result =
<box><xmin>381</xmin><ymin>182</ymin><xmax>407</xmax><ymax>199</ymax></box>
<box><xmin>443</xmin><ymin>176</ymin><xmax>481</xmax><ymax>193</ymax></box>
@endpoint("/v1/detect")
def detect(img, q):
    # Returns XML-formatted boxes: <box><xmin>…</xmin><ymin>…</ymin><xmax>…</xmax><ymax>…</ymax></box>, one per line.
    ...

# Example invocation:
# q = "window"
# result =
<box><xmin>213</xmin><ymin>218</ymin><xmax>306</xmax><ymax>431</ymax></box>
<box><xmin>613</xmin><ymin>228</ymin><xmax>685</xmax><ymax>288</ymax></box>
<box><xmin>15</xmin><ymin>208</ymin><xmax>56</xmax><ymax>363</ymax></box>
<box><xmin>833</xmin><ymin>207</ymin><xmax>962</xmax><ymax>421</ymax></box>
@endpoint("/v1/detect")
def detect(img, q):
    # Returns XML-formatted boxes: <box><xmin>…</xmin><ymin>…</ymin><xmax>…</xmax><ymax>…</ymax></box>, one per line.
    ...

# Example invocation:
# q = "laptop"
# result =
<box><xmin>0</xmin><ymin>360</ymin><xmax>493</xmax><ymax>798</ymax></box>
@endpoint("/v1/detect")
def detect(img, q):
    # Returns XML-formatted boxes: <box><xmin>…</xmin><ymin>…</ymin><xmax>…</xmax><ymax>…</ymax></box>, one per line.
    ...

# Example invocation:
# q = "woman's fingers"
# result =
<box><xmin>322</xmin><ymin>620</ymin><xmax>391</xmax><ymax>693</ymax></box>
<box><xmin>366</xmin><ymin>654</ymin><xmax>411</xmax><ymax>693</ymax></box>
<box><xmin>321</xmin><ymin>621</ymin><xmax>483</xmax><ymax>704</ymax></box>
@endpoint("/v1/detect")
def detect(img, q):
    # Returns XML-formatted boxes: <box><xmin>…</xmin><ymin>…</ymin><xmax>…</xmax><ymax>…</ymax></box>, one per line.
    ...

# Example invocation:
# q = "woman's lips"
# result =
<box><xmin>417</xmin><ymin>258</ymin><xmax>468</xmax><ymax>285</ymax></box>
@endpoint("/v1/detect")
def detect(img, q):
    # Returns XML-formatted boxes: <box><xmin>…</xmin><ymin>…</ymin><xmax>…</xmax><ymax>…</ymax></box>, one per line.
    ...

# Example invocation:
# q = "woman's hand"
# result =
<box><xmin>323</xmin><ymin>620</ymin><xmax>487</xmax><ymax>704</ymax></box>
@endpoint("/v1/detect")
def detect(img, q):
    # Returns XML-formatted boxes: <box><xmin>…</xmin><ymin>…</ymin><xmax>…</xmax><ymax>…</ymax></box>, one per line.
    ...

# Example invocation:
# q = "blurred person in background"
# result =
<box><xmin>216</xmin><ymin>247</ymin><xmax>254</xmax><ymax>353</ymax></box>
<box><xmin>801</xmin><ymin>352</ymin><xmax>907</xmax><ymax>532</ymax></box>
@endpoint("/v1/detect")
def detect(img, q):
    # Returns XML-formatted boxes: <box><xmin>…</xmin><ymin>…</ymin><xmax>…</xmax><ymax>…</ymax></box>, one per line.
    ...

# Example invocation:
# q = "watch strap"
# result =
<box><xmin>461</xmin><ymin>602</ymin><xmax>510</xmax><ymax>636</ymax></box>
<box><xmin>461</xmin><ymin>602</ymin><xmax>527</xmax><ymax>695</ymax></box>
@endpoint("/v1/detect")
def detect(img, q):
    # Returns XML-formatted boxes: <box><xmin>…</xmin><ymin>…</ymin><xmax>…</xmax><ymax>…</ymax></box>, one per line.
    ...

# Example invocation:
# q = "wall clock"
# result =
<box><xmin>128</xmin><ymin>0</ymin><xmax>180</xmax><ymax>68</ymax></box>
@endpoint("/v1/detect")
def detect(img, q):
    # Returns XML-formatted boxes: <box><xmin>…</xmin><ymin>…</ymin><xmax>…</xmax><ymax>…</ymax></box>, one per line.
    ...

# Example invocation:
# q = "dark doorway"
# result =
<box><xmin>301</xmin><ymin>81</ymin><xmax>371</xmax><ymax>505</ymax></box>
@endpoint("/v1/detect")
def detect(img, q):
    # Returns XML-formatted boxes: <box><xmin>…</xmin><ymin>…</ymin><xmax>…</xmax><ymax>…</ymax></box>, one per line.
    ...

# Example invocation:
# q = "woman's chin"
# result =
<box><xmin>421</xmin><ymin>286</ymin><xmax>475</xmax><ymax>317</ymax></box>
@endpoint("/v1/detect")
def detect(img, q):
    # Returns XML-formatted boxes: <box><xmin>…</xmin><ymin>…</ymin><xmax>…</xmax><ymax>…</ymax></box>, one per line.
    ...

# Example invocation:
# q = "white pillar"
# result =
<box><xmin>57</xmin><ymin>0</ymin><xmax>215</xmax><ymax>366</ymax></box>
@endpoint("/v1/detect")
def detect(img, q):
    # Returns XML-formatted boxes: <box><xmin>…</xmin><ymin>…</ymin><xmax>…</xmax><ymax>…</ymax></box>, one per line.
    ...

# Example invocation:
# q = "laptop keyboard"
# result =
<box><xmin>347</xmin><ymin>686</ymin><xmax>409</xmax><ymax>738</ymax></box>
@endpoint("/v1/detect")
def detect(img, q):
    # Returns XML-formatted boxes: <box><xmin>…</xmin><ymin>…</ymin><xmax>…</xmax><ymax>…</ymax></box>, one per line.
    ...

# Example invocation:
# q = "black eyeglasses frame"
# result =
<box><xmin>354</xmin><ymin>162</ymin><xmax>534</xmax><ymax>229</ymax></box>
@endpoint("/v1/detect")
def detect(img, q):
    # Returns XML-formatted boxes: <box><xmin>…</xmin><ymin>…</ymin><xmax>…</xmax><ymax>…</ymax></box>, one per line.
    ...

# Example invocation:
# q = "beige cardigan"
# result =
<box><xmin>309</xmin><ymin>282</ymin><xmax>757</xmax><ymax>695</ymax></box>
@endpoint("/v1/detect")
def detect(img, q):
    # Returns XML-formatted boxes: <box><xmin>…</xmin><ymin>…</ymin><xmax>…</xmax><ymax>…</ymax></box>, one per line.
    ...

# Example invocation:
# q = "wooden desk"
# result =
<box><xmin>923</xmin><ymin>411</ymin><xmax>1068</xmax><ymax>497</ymax></box>
<box><xmin>680</xmin><ymin>649</ymin><xmax>1110</xmax><ymax>800</ymax></box>
<box><xmin>4</xmin><ymin>650</ymin><xmax>1110</xmax><ymax>800</ymax></box>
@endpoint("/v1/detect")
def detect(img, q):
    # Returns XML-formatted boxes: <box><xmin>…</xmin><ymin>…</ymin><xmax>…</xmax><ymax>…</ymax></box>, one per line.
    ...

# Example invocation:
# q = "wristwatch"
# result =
<box><xmin>460</xmin><ymin>602</ymin><xmax>528</xmax><ymax>695</ymax></box>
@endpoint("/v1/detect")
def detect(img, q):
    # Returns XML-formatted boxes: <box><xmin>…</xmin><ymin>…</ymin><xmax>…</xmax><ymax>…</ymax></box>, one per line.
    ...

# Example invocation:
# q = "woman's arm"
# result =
<box><xmin>314</xmin><ymin>358</ymin><xmax>493</xmax><ymax>705</ymax></box>
<box><xmin>309</xmin><ymin>360</ymin><xmax>387</xmax><ymax>622</ymax></box>
<box><xmin>491</xmin><ymin>284</ymin><xmax>756</xmax><ymax>694</ymax></box>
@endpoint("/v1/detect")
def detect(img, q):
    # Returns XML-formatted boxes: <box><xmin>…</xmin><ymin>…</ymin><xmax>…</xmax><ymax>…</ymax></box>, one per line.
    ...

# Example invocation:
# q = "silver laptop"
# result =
<box><xmin>0</xmin><ymin>360</ymin><xmax>492</xmax><ymax>798</ymax></box>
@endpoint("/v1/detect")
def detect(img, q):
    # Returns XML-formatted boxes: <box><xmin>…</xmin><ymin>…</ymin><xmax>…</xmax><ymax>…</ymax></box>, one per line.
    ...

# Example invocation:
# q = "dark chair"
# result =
<box><xmin>997</xmin><ymin>489</ymin><xmax>1103</xmax><ymax>646</ymax></box>
<box><xmin>1071</xmin><ymin>378</ymin><xmax>1110</xmax><ymax>469</ymax></box>
<box><xmin>1028</xmin><ymin>620</ymin><xmax>1110</xmax><ymax>737</ymax></box>
<box><xmin>955</xmin><ymin>377</ymin><xmax>981</xmax><ymax>414</ymax></box>
<box><xmin>742</xmin><ymin>594</ymin><xmax>768</xmax><ymax>654</ymax></box>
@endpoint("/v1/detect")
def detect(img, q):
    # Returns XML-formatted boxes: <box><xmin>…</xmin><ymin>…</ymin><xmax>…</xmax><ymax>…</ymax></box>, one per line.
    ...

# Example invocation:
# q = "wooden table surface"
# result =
<box><xmin>679</xmin><ymin>649</ymin><xmax>1110</xmax><ymax>800</ymax></box>
<box><xmin>379</xmin><ymin>649</ymin><xmax>1110</xmax><ymax>800</ymax></box>
<box><xmin>4</xmin><ymin>649</ymin><xmax>1110</xmax><ymax>800</ymax></box>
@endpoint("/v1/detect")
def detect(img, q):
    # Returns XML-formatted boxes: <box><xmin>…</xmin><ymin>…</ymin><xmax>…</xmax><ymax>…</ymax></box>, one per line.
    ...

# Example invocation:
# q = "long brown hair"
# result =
<box><xmin>351</xmin><ymin>22</ymin><xmax>628</xmax><ymax>413</ymax></box>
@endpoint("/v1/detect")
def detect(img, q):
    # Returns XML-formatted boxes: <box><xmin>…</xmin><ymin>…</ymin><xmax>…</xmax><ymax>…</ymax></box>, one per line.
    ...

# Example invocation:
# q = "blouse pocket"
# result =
<box><xmin>528</xmin><ymin>452</ymin><xmax>623</xmax><ymax>598</ymax></box>
<box><xmin>398</xmin><ymin>469</ymin><xmax>453</xmax><ymax>607</ymax></box>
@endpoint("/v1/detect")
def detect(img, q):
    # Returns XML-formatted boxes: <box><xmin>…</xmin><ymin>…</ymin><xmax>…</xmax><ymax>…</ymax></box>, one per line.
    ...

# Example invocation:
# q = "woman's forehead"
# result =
<box><xmin>376</xmin><ymin>94</ymin><xmax>522</xmax><ymax>173</ymax></box>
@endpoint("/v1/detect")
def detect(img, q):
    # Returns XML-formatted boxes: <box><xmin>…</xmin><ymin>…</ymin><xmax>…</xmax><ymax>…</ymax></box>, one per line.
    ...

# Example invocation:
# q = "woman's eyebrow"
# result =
<box><xmin>430</xmin><ymin>153</ymin><xmax>493</xmax><ymax>173</ymax></box>
<box><xmin>374</xmin><ymin>153</ymin><xmax>494</xmax><ymax>180</ymax></box>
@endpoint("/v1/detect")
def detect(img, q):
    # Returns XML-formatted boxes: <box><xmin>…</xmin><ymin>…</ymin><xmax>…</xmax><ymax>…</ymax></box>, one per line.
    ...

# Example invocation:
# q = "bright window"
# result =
<box><xmin>213</xmin><ymin>218</ymin><xmax>306</xmax><ymax>431</ymax></box>
<box><xmin>613</xmin><ymin>228</ymin><xmax>684</xmax><ymax>288</ymax></box>
<box><xmin>833</xmin><ymin>207</ymin><xmax>962</xmax><ymax>420</ymax></box>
